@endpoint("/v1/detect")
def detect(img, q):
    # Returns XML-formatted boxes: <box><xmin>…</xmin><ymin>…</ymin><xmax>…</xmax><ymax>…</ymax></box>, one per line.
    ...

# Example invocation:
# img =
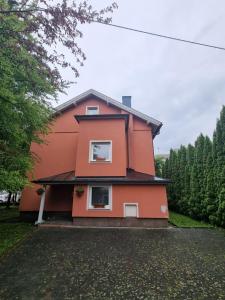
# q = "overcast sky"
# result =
<box><xmin>56</xmin><ymin>0</ymin><xmax>225</xmax><ymax>154</ymax></box>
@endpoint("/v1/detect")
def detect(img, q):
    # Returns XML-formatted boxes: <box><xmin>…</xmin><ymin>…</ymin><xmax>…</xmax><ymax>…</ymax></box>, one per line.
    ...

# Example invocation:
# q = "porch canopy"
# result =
<box><xmin>33</xmin><ymin>169</ymin><xmax>170</xmax><ymax>225</ymax></box>
<box><xmin>32</xmin><ymin>169</ymin><xmax>171</xmax><ymax>185</ymax></box>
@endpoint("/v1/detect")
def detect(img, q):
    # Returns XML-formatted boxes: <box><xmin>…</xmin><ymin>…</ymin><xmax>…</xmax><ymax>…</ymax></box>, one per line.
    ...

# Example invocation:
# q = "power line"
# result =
<box><xmin>1</xmin><ymin>8</ymin><xmax>224</xmax><ymax>51</ymax></box>
<box><xmin>93</xmin><ymin>20</ymin><xmax>225</xmax><ymax>52</ymax></box>
<box><xmin>0</xmin><ymin>8</ymin><xmax>45</xmax><ymax>13</ymax></box>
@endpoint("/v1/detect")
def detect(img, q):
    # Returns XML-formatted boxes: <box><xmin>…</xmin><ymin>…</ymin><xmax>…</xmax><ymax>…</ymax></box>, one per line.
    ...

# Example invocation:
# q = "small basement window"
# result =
<box><xmin>86</xmin><ymin>106</ymin><xmax>99</xmax><ymax>115</ymax></box>
<box><xmin>88</xmin><ymin>186</ymin><xmax>112</xmax><ymax>209</ymax></box>
<box><xmin>90</xmin><ymin>141</ymin><xmax>112</xmax><ymax>162</ymax></box>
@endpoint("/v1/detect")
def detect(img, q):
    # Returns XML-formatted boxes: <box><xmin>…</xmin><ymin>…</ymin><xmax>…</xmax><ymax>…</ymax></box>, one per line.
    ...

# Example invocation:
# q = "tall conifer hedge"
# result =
<box><xmin>162</xmin><ymin>106</ymin><xmax>225</xmax><ymax>227</ymax></box>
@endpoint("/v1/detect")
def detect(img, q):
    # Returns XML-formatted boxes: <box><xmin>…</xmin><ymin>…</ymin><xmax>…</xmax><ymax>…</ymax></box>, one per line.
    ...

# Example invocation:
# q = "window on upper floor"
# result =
<box><xmin>89</xmin><ymin>141</ymin><xmax>112</xmax><ymax>162</ymax></box>
<box><xmin>86</xmin><ymin>106</ymin><xmax>99</xmax><ymax>115</ymax></box>
<box><xmin>88</xmin><ymin>185</ymin><xmax>112</xmax><ymax>209</ymax></box>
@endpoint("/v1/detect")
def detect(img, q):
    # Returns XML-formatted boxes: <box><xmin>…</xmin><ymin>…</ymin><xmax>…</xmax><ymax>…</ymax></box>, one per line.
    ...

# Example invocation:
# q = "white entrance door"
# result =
<box><xmin>124</xmin><ymin>204</ymin><xmax>138</xmax><ymax>217</ymax></box>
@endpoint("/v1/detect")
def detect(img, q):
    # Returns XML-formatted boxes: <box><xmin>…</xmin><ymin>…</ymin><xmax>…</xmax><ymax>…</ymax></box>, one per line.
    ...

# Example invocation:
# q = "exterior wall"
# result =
<box><xmin>20</xmin><ymin>132</ymin><xmax>78</xmax><ymax>211</ymax></box>
<box><xmin>21</xmin><ymin>185</ymin><xmax>73</xmax><ymax>212</ymax></box>
<box><xmin>20</xmin><ymin>98</ymin><xmax>121</xmax><ymax>212</ymax></box>
<box><xmin>75</xmin><ymin>119</ymin><xmax>127</xmax><ymax>177</ymax></box>
<box><xmin>73</xmin><ymin>185</ymin><xmax>168</xmax><ymax>219</ymax></box>
<box><xmin>52</xmin><ymin>98</ymin><xmax>121</xmax><ymax>133</ymax></box>
<box><xmin>31</xmin><ymin>133</ymin><xmax>78</xmax><ymax>179</ymax></box>
<box><xmin>20</xmin><ymin>96</ymin><xmax>160</xmax><ymax>214</ymax></box>
<box><xmin>131</xmin><ymin>118</ymin><xmax>155</xmax><ymax>175</ymax></box>
<box><xmin>121</xmin><ymin>110</ymin><xmax>155</xmax><ymax>175</ymax></box>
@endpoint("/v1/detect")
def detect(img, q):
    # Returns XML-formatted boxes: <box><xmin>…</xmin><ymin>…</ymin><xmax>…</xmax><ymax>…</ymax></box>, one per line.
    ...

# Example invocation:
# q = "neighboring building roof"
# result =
<box><xmin>33</xmin><ymin>169</ymin><xmax>171</xmax><ymax>185</ymax></box>
<box><xmin>55</xmin><ymin>89</ymin><xmax>162</xmax><ymax>137</ymax></box>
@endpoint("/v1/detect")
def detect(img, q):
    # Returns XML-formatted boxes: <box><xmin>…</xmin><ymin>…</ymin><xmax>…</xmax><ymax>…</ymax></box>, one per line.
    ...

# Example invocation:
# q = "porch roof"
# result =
<box><xmin>33</xmin><ymin>169</ymin><xmax>171</xmax><ymax>185</ymax></box>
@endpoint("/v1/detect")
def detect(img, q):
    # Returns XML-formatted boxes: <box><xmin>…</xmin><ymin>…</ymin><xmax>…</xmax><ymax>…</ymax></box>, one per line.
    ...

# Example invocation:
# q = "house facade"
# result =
<box><xmin>20</xmin><ymin>89</ymin><xmax>170</xmax><ymax>227</ymax></box>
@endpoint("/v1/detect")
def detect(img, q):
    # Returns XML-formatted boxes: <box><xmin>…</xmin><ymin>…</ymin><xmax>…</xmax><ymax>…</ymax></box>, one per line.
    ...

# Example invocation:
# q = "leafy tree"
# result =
<box><xmin>0</xmin><ymin>0</ymin><xmax>118</xmax><ymax>89</ymax></box>
<box><xmin>0</xmin><ymin>0</ymin><xmax>117</xmax><ymax>192</ymax></box>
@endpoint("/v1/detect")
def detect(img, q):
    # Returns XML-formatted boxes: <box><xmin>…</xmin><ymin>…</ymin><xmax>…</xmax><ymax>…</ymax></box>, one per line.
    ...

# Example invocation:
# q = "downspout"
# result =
<box><xmin>126</xmin><ymin>122</ymin><xmax>129</xmax><ymax>169</ymax></box>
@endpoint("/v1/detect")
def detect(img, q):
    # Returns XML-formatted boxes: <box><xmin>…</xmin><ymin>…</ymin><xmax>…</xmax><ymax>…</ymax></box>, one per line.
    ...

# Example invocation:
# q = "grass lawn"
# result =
<box><xmin>169</xmin><ymin>210</ymin><xmax>213</xmax><ymax>228</ymax></box>
<box><xmin>0</xmin><ymin>206</ymin><xmax>34</xmax><ymax>257</ymax></box>
<box><xmin>0</xmin><ymin>206</ymin><xmax>20</xmax><ymax>221</ymax></box>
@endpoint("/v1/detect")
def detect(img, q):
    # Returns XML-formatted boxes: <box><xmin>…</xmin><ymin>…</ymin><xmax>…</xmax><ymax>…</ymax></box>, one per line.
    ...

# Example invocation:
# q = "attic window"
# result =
<box><xmin>86</xmin><ymin>106</ymin><xmax>99</xmax><ymax>115</ymax></box>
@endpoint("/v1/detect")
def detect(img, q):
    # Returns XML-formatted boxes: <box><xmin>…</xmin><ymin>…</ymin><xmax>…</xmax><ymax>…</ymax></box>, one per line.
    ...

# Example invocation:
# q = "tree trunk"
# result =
<box><xmin>6</xmin><ymin>192</ymin><xmax>12</xmax><ymax>209</ymax></box>
<box><xmin>14</xmin><ymin>192</ymin><xmax>17</xmax><ymax>203</ymax></box>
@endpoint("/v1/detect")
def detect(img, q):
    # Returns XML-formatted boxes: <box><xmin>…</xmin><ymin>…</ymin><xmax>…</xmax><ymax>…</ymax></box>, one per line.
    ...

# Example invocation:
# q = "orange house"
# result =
<box><xmin>20</xmin><ymin>89</ymin><xmax>170</xmax><ymax>227</ymax></box>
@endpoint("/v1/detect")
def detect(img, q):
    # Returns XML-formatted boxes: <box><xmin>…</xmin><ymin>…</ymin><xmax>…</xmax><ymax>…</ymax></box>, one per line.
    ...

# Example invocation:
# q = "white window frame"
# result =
<box><xmin>123</xmin><ymin>203</ymin><xmax>139</xmax><ymax>218</ymax></box>
<box><xmin>89</xmin><ymin>140</ymin><xmax>112</xmax><ymax>163</ymax></box>
<box><xmin>86</xmin><ymin>105</ymin><xmax>99</xmax><ymax>115</ymax></box>
<box><xmin>87</xmin><ymin>185</ymin><xmax>112</xmax><ymax>210</ymax></box>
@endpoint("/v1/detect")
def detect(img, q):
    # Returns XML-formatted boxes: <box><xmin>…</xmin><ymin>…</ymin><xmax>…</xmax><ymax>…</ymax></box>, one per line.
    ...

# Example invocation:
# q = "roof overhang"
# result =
<box><xmin>54</xmin><ymin>89</ymin><xmax>162</xmax><ymax>138</ymax></box>
<box><xmin>33</xmin><ymin>170</ymin><xmax>171</xmax><ymax>185</ymax></box>
<box><xmin>74</xmin><ymin>114</ymin><xmax>129</xmax><ymax>129</ymax></box>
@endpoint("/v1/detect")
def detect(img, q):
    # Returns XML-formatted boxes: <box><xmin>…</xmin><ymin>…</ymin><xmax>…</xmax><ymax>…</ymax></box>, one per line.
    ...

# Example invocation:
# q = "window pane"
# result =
<box><xmin>87</xmin><ymin>107</ymin><xmax>98</xmax><ymax>115</ymax></box>
<box><xmin>92</xmin><ymin>187</ymin><xmax>109</xmax><ymax>205</ymax></box>
<box><xmin>92</xmin><ymin>142</ymin><xmax>110</xmax><ymax>161</ymax></box>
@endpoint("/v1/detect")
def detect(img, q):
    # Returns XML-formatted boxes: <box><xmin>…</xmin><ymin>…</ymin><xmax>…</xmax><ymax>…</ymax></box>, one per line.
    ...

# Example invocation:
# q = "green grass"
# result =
<box><xmin>0</xmin><ymin>206</ymin><xmax>20</xmax><ymax>221</ymax></box>
<box><xmin>0</xmin><ymin>206</ymin><xmax>34</xmax><ymax>257</ymax></box>
<box><xmin>169</xmin><ymin>211</ymin><xmax>213</xmax><ymax>228</ymax></box>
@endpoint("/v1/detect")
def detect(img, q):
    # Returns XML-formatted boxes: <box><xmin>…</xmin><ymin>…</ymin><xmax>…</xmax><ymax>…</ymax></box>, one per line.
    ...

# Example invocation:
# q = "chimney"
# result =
<box><xmin>122</xmin><ymin>96</ymin><xmax>131</xmax><ymax>108</ymax></box>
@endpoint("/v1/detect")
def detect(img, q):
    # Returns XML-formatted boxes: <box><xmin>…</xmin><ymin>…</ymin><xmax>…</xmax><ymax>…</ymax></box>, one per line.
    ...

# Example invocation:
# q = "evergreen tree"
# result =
<box><xmin>167</xmin><ymin>149</ymin><xmax>178</xmax><ymax>210</ymax></box>
<box><xmin>184</xmin><ymin>144</ymin><xmax>195</xmax><ymax>213</ymax></box>
<box><xmin>176</xmin><ymin>146</ymin><xmax>187</xmax><ymax>212</ymax></box>
<box><xmin>160</xmin><ymin>106</ymin><xmax>225</xmax><ymax>227</ymax></box>
<box><xmin>201</xmin><ymin>136</ymin><xmax>214</xmax><ymax>221</ymax></box>
<box><xmin>189</xmin><ymin>134</ymin><xmax>205</xmax><ymax>218</ymax></box>
<box><xmin>213</xmin><ymin>106</ymin><xmax>225</xmax><ymax>226</ymax></box>
<box><xmin>154</xmin><ymin>156</ymin><xmax>164</xmax><ymax>177</ymax></box>
<box><xmin>217</xmin><ymin>185</ymin><xmax>225</xmax><ymax>227</ymax></box>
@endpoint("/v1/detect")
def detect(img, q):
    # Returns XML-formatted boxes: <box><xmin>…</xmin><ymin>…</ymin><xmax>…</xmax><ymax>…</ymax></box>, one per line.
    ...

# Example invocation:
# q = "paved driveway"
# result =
<box><xmin>0</xmin><ymin>228</ymin><xmax>225</xmax><ymax>300</ymax></box>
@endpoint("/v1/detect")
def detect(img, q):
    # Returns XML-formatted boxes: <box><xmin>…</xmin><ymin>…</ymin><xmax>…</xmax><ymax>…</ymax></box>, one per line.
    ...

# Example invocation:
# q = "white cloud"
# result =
<box><xmin>55</xmin><ymin>0</ymin><xmax>225</xmax><ymax>154</ymax></box>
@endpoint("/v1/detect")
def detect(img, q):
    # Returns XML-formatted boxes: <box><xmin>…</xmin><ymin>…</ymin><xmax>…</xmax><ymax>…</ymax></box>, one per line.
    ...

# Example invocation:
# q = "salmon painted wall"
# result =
<box><xmin>72</xmin><ymin>185</ymin><xmax>168</xmax><ymax>219</ymax></box>
<box><xmin>20</xmin><ymin>98</ymin><xmax>121</xmax><ymax>211</ymax></box>
<box><xmin>131</xmin><ymin>118</ymin><xmax>155</xmax><ymax>175</ymax></box>
<box><xmin>75</xmin><ymin>119</ymin><xmax>127</xmax><ymax>176</ymax></box>
<box><xmin>20</xmin><ymin>96</ymin><xmax>157</xmax><ymax>212</ymax></box>
<box><xmin>20</xmin><ymin>132</ymin><xmax>78</xmax><ymax>211</ymax></box>
<box><xmin>21</xmin><ymin>185</ymin><xmax>73</xmax><ymax>211</ymax></box>
<box><xmin>53</xmin><ymin>98</ymin><xmax>121</xmax><ymax>132</ymax></box>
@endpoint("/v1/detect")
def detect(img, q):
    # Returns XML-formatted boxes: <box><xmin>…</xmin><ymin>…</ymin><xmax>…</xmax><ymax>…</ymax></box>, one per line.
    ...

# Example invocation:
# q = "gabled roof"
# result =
<box><xmin>33</xmin><ymin>169</ymin><xmax>171</xmax><ymax>185</ymax></box>
<box><xmin>55</xmin><ymin>89</ymin><xmax>162</xmax><ymax>137</ymax></box>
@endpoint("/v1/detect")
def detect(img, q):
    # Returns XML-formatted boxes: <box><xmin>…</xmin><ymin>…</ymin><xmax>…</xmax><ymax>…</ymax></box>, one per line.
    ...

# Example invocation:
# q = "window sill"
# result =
<box><xmin>89</xmin><ymin>161</ymin><xmax>112</xmax><ymax>164</ymax></box>
<box><xmin>88</xmin><ymin>208</ymin><xmax>111</xmax><ymax>211</ymax></box>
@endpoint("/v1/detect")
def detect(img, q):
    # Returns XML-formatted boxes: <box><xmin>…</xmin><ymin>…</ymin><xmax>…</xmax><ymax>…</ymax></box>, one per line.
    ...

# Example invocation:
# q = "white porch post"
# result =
<box><xmin>35</xmin><ymin>186</ymin><xmax>46</xmax><ymax>225</ymax></box>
